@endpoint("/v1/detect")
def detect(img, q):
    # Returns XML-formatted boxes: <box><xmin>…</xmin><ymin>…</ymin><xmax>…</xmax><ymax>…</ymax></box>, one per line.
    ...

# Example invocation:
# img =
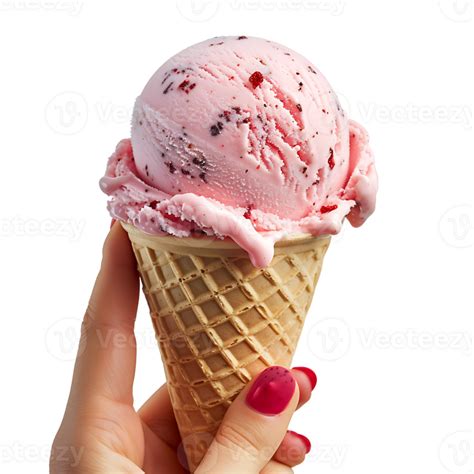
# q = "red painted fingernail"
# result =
<box><xmin>287</xmin><ymin>430</ymin><xmax>311</xmax><ymax>453</ymax></box>
<box><xmin>245</xmin><ymin>366</ymin><xmax>296</xmax><ymax>415</ymax></box>
<box><xmin>293</xmin><ymin>367</ymin><xmax>317</xmax><ymax>390</ymax></box>
<box><xmin>110</xmin><ymin>219</ymin><xmax>116</xmax><ymax>229</ymax></box>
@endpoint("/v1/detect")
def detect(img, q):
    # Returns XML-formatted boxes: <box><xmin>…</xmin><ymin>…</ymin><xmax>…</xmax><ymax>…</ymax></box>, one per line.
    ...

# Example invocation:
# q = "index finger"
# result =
<box><xmin>69</xmin><ymin>222</ymin><xmax>140</xmax><ymax>405</ymax></box>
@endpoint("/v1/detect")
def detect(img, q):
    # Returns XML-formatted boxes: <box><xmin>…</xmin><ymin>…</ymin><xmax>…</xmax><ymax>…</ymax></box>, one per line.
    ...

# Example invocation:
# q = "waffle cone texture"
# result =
<box><xmin>122</xmin><ymin>222</ymin><xmax>330</xmax><ymax>471</ymax></box>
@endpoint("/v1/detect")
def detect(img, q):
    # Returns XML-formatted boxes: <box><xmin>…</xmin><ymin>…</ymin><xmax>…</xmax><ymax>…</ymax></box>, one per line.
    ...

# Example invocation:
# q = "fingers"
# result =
<box><xmin>292</xmin><ymin>367</ymin><xmax>316</xmax><ymax>409</ymax></box>
<box><xmin>138</xmin><ymin>366</ymin><xmax>315</xmax><ymax>455</ymax></box>
<box><xmin>138</xmin><ymin>384</ymin><xmax>181</xmax><ymax>448</ymax></box>
<box><xmin>137</xmin><ymin>365</ymin><xmax>315</xmax><ymax>455</ymax></box>
<box><xmin>140</xmin><ymin>422</ymin><xmax>186</xmax><ymax>474</ymax></box>
<box><xmin>268</xmin><ymin>367</ymin><xmax>314</xmax><ymax>468</ymax></box>
<box><xmin>88</xmin><ymin>221</ymin><xmax>139</xmax><ymax>329</ymax></box>
<box><xmin>261</xmin><ymin>460</ymin><xmax>294</xmax><ymax>473</ymax></box>
<box><xmin>272</xmin><ymin>430</ymin><xmax>311</xmax><ymax>467</ymax></box>
<box><xmin>196</xmin><ymin>366</ymin><xmax>300</xmax><ymax>474</ymax></box>
<box><xmin>69</xmin><ymin>223</ymin><xmax>140</xmax><ymax>405</ymax></box>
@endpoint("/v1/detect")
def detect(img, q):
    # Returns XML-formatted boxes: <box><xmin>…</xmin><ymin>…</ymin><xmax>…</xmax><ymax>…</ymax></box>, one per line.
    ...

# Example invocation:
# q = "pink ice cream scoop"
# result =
<box><xmin>100</xmin><ymin>36</ymin><xmax>378</xmax><ymax>267</ymax></box>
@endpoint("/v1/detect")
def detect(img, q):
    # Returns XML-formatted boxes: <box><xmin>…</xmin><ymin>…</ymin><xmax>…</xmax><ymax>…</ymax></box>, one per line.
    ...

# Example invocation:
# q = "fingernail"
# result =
<box><xmin>293</xmin><ymin>367</ymin><xmax>317</xmax><ymax>390</ymax></box>
<box><xmin>246</xmin><ymin>366</ymin><xmax>296</xmax><ymax>415</ymax></box>
<box><xmin>110</xmin><ymin>219</ymin><xmax>116</xmax><ymax>229</ymax></box>
<box><xmin>287</xmin><ymin>430</ymin><xmax>311</xmax><ymax>453</ymax></box>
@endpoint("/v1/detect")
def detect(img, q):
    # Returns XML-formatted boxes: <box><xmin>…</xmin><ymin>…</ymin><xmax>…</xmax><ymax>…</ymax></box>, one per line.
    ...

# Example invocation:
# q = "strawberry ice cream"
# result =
<box><xmin>100</xmin><ymin>36</ymin><xmax>377</xmax><ymax>267</ymax></box>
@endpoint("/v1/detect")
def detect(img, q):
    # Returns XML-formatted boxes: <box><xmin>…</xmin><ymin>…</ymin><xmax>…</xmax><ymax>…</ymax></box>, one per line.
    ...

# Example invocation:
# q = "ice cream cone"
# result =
<box><xmin>122</xmin><ymin>222</ymin><xmax>330</xmax><ymax>471</ymax></box>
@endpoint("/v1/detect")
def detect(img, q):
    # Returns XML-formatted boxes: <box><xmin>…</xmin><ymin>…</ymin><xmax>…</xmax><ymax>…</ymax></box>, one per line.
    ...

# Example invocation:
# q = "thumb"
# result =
<box><xmin>196</xmin><ymin>366</ymin><xmax>299</xmax><ymax>474</ymax></box>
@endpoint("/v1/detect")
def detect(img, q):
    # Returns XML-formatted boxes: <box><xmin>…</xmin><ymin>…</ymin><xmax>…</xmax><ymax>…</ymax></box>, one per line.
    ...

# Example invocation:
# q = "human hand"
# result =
<box><xmin>50</xmin><ymin>223</ymin><xmax>317</xmax><ymax>473</ymax></box>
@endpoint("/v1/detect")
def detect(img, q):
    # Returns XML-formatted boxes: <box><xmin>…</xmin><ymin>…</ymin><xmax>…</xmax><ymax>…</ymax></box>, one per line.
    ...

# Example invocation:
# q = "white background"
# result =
<box><xmin>0</xmin><ymin>1</ymin><xmax>472</xmax><ymax>473</ymax></box>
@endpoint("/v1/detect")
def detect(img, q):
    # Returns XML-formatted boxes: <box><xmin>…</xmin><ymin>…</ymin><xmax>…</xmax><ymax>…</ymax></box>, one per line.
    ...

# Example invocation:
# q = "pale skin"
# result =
<box><xmin>50</xmin><ymin>223</ymin><xmax>315</xmax><ymax>473</ymax></box>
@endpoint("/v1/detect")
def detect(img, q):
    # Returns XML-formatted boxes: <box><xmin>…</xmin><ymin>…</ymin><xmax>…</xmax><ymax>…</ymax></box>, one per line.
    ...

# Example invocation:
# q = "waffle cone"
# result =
<box><xmin>122</xmin><ymin>222</ymin><xmax>330</xmax><ymax>471</ymax></box>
